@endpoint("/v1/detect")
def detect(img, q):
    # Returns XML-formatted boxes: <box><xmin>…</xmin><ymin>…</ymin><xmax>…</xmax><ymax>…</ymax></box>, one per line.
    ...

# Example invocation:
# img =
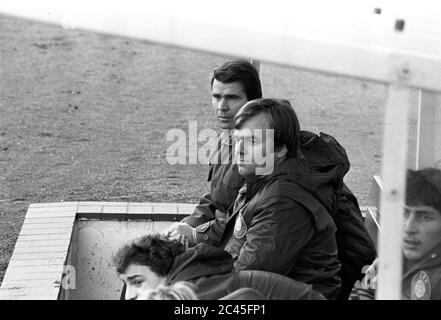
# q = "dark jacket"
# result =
<box><xmin>402</xmin><ymin>242</ymin><xmax>441</xmax><ymax>300</ymax></box>
<box><xmin>219</xmin><ymin>157</ymin><xmax>341</xmax><ymax>299</ymax></box>
<box><xmin>166</xmin><ymin>243</ymin><xmax>325</xmax><ymax>300</ymax></box>
<box><xmin>351</xmin><ymin>243</ymin><xmax>441</xmax><ymax>300</ymax></box>
<box><xmin>184</xmin><ymin>131</ymin><xmax>376</xmax><ymax>299</ymax></box>
<box><xmin>182</xmin><ymin>132</ymin><xmax>244</xmax><ymax>246</ymax></box>
<box><xmin>300</xmin><ymin>131</ymin><xmax>377</xmax><ymax>299</ymax></box>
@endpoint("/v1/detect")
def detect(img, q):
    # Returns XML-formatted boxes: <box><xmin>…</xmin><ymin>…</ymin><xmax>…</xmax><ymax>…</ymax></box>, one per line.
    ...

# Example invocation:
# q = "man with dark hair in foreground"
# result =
<box><xmin>216</xmin><ymin>98</ymin><xmax>341</xmax><ymax>299</ymax></box>
<box><xmin>113</xmin><ymin>233</ymin><xmax>325</xmax><ymax>300</ymax></box>
<box><xmin>166</xmin><ymin>59</ymin><xmax>375</xmax><ymax>299</ymax></box>
<box><xmin>353</xmin><ymin>168</ymin><xmax>441</xmax><ymax>300</ymax></box>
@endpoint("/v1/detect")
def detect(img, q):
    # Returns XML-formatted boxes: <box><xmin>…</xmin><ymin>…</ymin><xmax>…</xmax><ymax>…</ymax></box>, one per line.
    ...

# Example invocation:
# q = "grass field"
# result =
<box><xmin>0</xmin><ymin>14</ymin><xmax>421</xmax><ymax>284</ymax></box>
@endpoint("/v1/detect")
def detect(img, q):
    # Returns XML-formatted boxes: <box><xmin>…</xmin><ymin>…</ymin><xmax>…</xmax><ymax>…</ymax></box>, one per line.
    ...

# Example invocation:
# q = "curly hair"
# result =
<box><xmin>112</xmin><ymin>233</ymin><xmax>185</xmax><ymax>275</ymax></box>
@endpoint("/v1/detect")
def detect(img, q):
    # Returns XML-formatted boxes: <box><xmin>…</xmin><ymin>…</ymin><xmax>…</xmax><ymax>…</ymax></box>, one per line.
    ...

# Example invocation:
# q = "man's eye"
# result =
<box><xmin>421</xmin><ymin>214</ymin><xmax>434</xmax><ymax>221</ymax></box>
<box><xmin>134</xmin><ymin>280</ymin><xmax>143</xmax><ymax>287</ymax></box>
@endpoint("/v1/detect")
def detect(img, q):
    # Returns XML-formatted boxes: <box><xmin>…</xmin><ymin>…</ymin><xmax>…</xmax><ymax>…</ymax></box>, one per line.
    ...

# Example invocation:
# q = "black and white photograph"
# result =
<box><xmin>0</xmin><ymin>0</ymin><xmax>441</xmax><ymax>307</ymax></box>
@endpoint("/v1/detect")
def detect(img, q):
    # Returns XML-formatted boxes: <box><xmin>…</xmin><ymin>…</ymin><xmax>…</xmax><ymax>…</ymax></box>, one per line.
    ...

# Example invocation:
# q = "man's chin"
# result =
<box><xmin>403</xmin><ymin>250</ymin><xmax>423</xmax><ymax>264</ymax></box>
<box><xmin>217</xmin><ymin>120</ymin><xmax>233</xmax><ymax>130</ymax></box>
<box><xmin>237</xmin><ymin>165</ymin><xmax>255</xmax><ymax>178</ymax></box>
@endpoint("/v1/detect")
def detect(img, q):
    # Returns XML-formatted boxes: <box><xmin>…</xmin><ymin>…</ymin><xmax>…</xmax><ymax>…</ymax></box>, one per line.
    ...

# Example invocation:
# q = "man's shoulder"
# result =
<box><xmin>259</xmin><ymin>174</ymin><xmax>314</xmax><ymax>203</ymax></box>
<box><xmin>251</xmin><ymin>178</ymin><xmax>315</xmax><ymax>215</ymax></box>
<box><xmin>254</xmin><ymin>174</ymin><xmax>336</xmax><ymax>231</ymax></box>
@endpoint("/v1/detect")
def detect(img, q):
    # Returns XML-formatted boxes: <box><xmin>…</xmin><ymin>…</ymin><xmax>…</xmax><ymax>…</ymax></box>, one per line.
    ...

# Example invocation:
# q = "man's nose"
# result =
<box><xmin>125</xmin><ymin>288</ymin><xmax>137</xmax><ymax>300</ymax></box>
<box><xmin>218</xmin><ymin>98</ymin><xmax>228</xmax><ymax>111</ymax></box>
<box><xmin>404</xmin><ymin>213</ymin><xmax>418</xmax><ymax>234</ymax></box>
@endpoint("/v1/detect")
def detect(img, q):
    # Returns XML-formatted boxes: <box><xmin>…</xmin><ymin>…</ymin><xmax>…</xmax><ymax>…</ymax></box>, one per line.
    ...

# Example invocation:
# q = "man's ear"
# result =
<box><xmin>275</xmin><ymin>145</ymin><xmax>288</xmax><ymax>159</ymax></box>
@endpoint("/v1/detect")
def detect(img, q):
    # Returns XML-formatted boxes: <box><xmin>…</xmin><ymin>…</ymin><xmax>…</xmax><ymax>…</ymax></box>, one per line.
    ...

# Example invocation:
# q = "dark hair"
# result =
<box><xmin>233</xmin><ymin>98</ymin><xmax>300</xmax><ymax>158</ymax></box>
<box><xmin>406</xmin><ymin>168</ymin><xmax>441</xmax><ymax>213</ymax></box>
<box><xmin>211</xmin><ymin>59</ymin><xmax>262</xmax><ymax>100</ymax></box>
<box><xmin>112</xmin><ymin>234</ymin><xmax>185</xmax><ymax>275</ymax></box>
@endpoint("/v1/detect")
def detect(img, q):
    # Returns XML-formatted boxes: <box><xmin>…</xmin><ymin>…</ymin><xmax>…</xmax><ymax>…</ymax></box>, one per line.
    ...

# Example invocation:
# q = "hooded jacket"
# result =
<box><xmin>184</xmin><ymin>131</ymin><xmax>375</xmax><ymax>299</ymax></box>
<box><xmin>219</xmin><ymin>156</ymin><xmax>341</xmax><ymax>299</ymax></box>
<box><xmin>166</xmin><ymin>242</ymin><xmax>233</xmax><ymax>284</ymax></box>
<box><xmin>182</xmin><ymin>132</ymin><xmax>244</xmax><ymax>245</ymax></box>
<box><xmin>402</xmin><ymin>242</ymin><xmax>441</xmax><ymax>300</ymax></box>
<box><xmin>165</xmin><ymin>242</ymin><xmax>325</xmax><ymax>300</ymax></box>
<box><xmin>351</xmin><ymin>242</ymin><xmax>441</xmax><ymax>300</ymax></box>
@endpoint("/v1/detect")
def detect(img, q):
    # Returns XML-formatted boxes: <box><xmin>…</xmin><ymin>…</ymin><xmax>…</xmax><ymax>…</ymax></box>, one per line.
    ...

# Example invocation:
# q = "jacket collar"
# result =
<box><xmin>404</xmin><ymin>241</ymin><xmax>441</xmax><ymax>276</ymax></box>
<box><xmin>243</xmin><ymin>157</ymin><xmax>316</xmax><ymax>191</ymax></box>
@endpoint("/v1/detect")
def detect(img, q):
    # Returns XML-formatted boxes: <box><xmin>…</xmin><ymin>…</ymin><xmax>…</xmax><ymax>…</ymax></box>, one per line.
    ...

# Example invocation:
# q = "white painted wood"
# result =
<box><xmin>1</xmin><ymin>1</ymin><xmax>441</xmax><ymax>90</ymax></box>
<box><xmin>376</xmin><ymin>85</ymin><xmax>411</xmax><ymax>300</ymax></box>
<box><xmin>416</xmin><ymin>90</ymin><xmax>441</xmax><ymax>169</ymax></box>
<box><xmin>370</xmin><ymin>175</ymin><xmax>384</xmax><ymax>209</ymax></box>
<box><xmin>1</xmin><ymin>1</ymin><xmax>440</xmax><ymax>299</ymax></box>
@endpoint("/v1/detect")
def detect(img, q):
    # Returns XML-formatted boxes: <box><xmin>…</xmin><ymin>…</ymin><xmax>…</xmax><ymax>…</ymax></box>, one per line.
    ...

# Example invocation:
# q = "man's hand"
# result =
<box><xmin>164</xmin><ymin>222</ymin><xmax>196</xmax><ymax>247</ymax></box>
<box><xmin>361</xmin><ymin>257</ymin><xmax>378</xmax><ymax>290</ymax></box>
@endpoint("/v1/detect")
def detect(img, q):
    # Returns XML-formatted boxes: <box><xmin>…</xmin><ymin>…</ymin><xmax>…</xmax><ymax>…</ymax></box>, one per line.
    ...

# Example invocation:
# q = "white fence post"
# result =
<box><xmin>376</xmin><ymin>85</ymin><xmax>411</xmax><ymax>300</ymax></box>
<box><xmin>416</xmin><ymin>90</ymin><xmax>441</xmax><ymax>169</ymax></box>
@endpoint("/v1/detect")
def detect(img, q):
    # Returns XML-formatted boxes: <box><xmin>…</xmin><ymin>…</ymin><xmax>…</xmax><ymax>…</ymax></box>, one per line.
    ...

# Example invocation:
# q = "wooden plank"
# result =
<box><xmin>24</xmin><ymin>212</ymin><xmax>77</xmax><ymax>219</ymax></box>
<box><xmin>3</xmin><ymin>265</ymin><xmax>65</xmax><ymax>274</ymax></box>
<box><xmin>16</xmin><ymin>234</ymin><xmax>72</xmax><ymax>241</ymax></box>
<box><xmin>14</xmin><ymin>239</ymin><xmax>71</xmax><ymax>248</ymax></box>
<box><xmin>19</xmin><ymin>228</ymin><xmax>73</xmax><ymax>236</ymax></box>
<box><xmin>7</xmin><ymin>258</ymin><xmax>66</xmax><ymax>268</ymax></box>
<box><xmin>152</xmin><ymin>205</ymin><xmax>178</xmax><ymax>214</ymax></box>
<box><xmin>365</xmin><ymin>207</ymin><xmax>380</xmax><ymax>248</ymax></box>
<box><xmin>416</xmin><ymin>90</ymin><xmax>441</xmax><ymax>169</ymax></box>
<box><xmin>3</xmin><ymin>271</ymin><xmax>63</xmax><ymax>281</ymax></box>
<box><xmin>376</xmin><ymin>85</ymin><xmax>411</xmax><ymax>300</ymax></box>
<box><xmin>9</xmin><ymin>252</ymin><xmax>67</xmax><ymax>261</ymax></box>
<box><xmin>12</xmin><ymin>246</ymin><xmax>69</xmax><ymax>254</ymax></box>
<box><xmin>23</xmin><ymin>217</ymin><xmax>76</xmax><ymax>224</ymax></box>
<box><xmin>370</xmin><ymin>175</ymin><xmax>383</xmax><ymax>209</ymax></box>
<box><xmin>26</xmin><ymin>207</ymin><xmax>77</xmax><ymax>214</ymax></box>
<box><xmin>20</xmin><ymin>223</ymin><xmax>75</xmax><ymax>230</ymax></box>
<box><xmin>0</xmin><ymin>287</ymin><xmax>60</xmax><ymax>300</ymax></box>
<box><xmin>0</xmin><ymin>279</ymin><xmax>61</xmax><ymax>289</ymax></box>
<box><xmin>28</xmin><ymin>202</ymin><xmax>78</xmax><ymax>208</ymax></box>
<box><xmin>2</xmin><ymin>1</ymin><xmax>441</xmax><ymax>91</ymax></box>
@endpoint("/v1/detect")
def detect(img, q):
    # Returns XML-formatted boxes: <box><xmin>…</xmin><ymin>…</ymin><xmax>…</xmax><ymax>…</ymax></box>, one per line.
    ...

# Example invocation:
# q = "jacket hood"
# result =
<box><xmin>299</xmin><ymin>130</ymin><xmax>350</xmax><ymax>179</ymax></box>
<box><xmin>166</xmin><ymin>243</ymin><xmax>233</xmax><ymax>284</ymax></box>
<box><xmin>251</xmin><ymin>156</ymin><xmax>337</xmax><ymax>215</ymax></box>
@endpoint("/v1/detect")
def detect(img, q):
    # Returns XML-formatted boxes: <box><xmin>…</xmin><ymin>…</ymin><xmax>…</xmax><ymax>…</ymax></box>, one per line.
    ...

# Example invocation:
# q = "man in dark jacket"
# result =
<box><xmin>217</xmin><ymin>98</ymin><xmax>341</xmax><ymax>299</ymax></box>
<box><xmin>165</xmin><ymin>59</ymin><xmax>256</xmax><ymax>245</ymax></box>
<box><xmin>166</xmin><ymin>59</ymin><xmax>375</xmax><ymax>299</ymax></box>
<box><xmin>113</xmin><ymin>233</ymin><xmax>324</xmax><ymax>300</ymax></box>
<box><xmin>353</xmin><ymin>168</ymin><xmax>441</xmax><ymax>300</ymax></box>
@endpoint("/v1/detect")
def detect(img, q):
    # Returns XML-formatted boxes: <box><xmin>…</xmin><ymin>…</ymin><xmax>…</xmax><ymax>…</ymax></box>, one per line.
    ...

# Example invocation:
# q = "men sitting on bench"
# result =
<box><xmin>165</xmin><ymin>59</ymin><xmax>375</xmax><ymax>299</ymax></box>
<box><xmin>171</xmin><ymin>98</ymin><xmax>342</xmax><ymax>298</ymax></box>
<box><xmin>352</xmin><ymin>168</ymin><xmax>441</xmax><ymax>300</ymax></box>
